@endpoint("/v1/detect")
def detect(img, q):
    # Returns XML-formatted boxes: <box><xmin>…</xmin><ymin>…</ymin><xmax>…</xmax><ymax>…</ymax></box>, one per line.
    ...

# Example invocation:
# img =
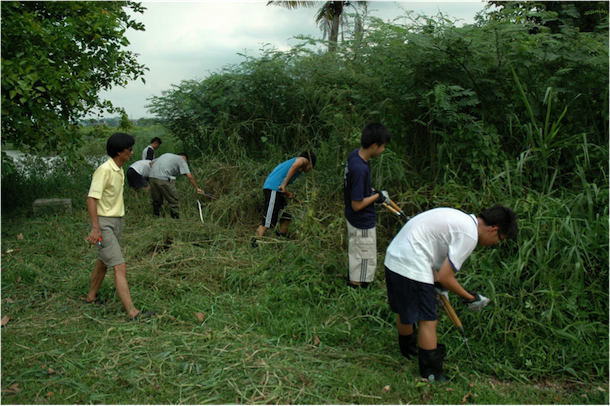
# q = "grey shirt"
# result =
<box><xmin>149</xmin><ymin>153</ymin><xmax>190</xmax><ymax>181</ymax></box>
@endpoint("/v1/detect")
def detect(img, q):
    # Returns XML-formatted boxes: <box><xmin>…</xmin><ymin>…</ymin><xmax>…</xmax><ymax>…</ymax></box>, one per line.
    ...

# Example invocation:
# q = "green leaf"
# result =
<box><xmin>1</xmin><ymin>1</ymin><xmax>147</xmax><ymax>153</ymax></box>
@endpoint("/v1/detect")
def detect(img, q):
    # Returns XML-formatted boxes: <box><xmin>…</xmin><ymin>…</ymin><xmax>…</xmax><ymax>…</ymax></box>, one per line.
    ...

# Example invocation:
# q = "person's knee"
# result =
<box><xmin>113</xmin><ymin>263</ymin><xmax>127</xmax><ymax>277</ymax></box>
<box><xmin>96</xmin><ymin>260</ymin><xmax>108</xmax><ymax>271</ymax></box>
<box><xmin>419</xmin><ymin>320</ymin><xmax>438</xmax><ymax>331</ymax></box>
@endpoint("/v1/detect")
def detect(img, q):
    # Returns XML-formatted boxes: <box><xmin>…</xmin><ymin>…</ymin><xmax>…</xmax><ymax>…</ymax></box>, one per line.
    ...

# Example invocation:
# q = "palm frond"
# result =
<box><xmin>266</xmin><ymin>1</ymin><xmax>319</xmax><ymax>10</ymax></box>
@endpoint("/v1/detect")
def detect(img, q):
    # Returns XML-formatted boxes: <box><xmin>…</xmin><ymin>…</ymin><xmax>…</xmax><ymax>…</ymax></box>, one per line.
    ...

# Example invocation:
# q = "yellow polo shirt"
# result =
<box><xmin>87</xmin><ymin>158</ymin><xmax>125</xmax><ymax>217</ymax></box>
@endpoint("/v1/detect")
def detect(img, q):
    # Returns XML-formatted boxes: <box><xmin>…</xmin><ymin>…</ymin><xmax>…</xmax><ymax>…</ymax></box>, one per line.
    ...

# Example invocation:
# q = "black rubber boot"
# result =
<box><xmin>418</xmin><ymin>344</ymin><xmax>448</xmax><ymax>383</ymax></box>
<box><xmin>153</xmin><ymin>204</ymin><xmax>161</xmax><ymax>217</ymax></box>
<box><xmin>398</xmin><ymin>333</ymin><xmax>417</xmax><ymax>359</ymax></box>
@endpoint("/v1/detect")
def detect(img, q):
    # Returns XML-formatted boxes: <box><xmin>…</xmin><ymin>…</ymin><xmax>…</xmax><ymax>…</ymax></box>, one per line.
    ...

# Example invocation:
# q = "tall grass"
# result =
<box><xmin>1</xmin><ymin>123</ymin><xmax>608</xmax><ymax>403</ymax></box>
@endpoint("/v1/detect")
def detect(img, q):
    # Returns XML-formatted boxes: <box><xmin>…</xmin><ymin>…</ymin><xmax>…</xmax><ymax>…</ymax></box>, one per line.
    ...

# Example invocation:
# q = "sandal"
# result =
<box><xmin>130</xmin><ymin>310</ymin><xmax>157</xmax><ymax>322</ymax></box>
<box><xmin>85</xmin><ymin>297</ymin><xmax>104</xmax><ymax>307</ymax></box>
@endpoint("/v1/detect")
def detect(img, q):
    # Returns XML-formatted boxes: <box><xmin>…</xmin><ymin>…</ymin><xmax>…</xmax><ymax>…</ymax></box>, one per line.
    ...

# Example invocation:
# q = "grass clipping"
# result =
<box><xmin>0</xmin><ymin>158</ymin><xmax>608</xmax><ymax>404</ymax></box>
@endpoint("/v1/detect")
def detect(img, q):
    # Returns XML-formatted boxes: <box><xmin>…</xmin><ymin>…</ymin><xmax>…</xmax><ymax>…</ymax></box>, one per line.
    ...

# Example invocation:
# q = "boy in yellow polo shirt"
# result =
<box><xmin>85</xmin><ymin>132</ymin><xmax>156</xmax><ymax>321</ymax></box>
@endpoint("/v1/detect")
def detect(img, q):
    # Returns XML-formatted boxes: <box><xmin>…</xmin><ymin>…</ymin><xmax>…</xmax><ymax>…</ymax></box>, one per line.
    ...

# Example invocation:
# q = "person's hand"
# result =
<box><xmin>381</xmin><ymin>190</ymin><xmax>390</xmax><ymax>204</ymax></box>
<box><xmin>462</xmin><ymin>292</ymin><xmax>491</xmax><ymax>311</ymax></box>
<box><xmin>279</xmin><ymin>185</ymin><xmax>294</xmax><ymax>199</ymax></box>
<box><xmin>434</xmin><ymin>282</ymin><xmax>449</xmax><ymax>301</ymax></box>
<box><xmin>372</xmin><ymin>188</ymin><xmax>382</xmax><ymax>203</ymax></box>
<box><xmin>196</xmin><ymin>188</ymin><xmax>205</xmax><ymax>195</ymax></box>
<box><xmin>86</xmin><ymin>227</ymin><xmax>102</xmax><ymax>245</ymax></box>
<box><xmin>373</xmin><ymin>189</ymin><xmax>389</xmax><ymax>205</ymax></box>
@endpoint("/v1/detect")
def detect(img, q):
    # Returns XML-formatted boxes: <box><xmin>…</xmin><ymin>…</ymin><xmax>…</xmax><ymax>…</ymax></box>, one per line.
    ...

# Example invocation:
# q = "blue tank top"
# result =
<box><xmin>263</xmin><ymin>158</ymin><xmax>302</xmax><ymax>191</ymax></box>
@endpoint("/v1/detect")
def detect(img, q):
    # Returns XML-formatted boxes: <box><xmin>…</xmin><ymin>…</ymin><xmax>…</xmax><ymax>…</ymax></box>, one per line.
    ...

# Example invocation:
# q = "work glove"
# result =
<box><xmin>434</xmin><ymin>282</ymin><xmax>449</xmax><ymax>300</ymax></box>
<box><xmin>462</xmin><ymin>292</ymin><xmax>490</xmax><ymax>312</ymax></box>
<box><xmin>381</xmin><ymin>190</ymin><xmax>390</xmax><ymax>204</ymax></box>
<box><xmin>373</xmin><ymin>189</ymin><xmax>389</xmax><ymax>205</ymax></box>
<box><xmin>434</xmin><ymin>282</ymin><xmax>449</xmax><ymax>309</ymax></box>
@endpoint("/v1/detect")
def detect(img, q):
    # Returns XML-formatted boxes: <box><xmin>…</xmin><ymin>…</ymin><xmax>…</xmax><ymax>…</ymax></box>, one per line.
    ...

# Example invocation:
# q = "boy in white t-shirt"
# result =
<box><xmin>384</xmin><ymin>205</ymin><xmax>517</xmax><ymax>382</ymax></box>
<box><xmin>127</xmin><ymin>159</ymin><xmax>154</xmax><ymax>191</ymax></box>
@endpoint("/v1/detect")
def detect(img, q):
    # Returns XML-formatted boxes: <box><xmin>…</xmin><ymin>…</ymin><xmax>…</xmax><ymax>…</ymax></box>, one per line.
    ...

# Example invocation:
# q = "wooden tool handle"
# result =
<box><xmin>382</xmin><ymin>202</ymin><xmax>399</xmax><ymax>215</ymax></box>
<box><xmin>440</xmin><ymin>294</ymin><xmax>463</xmax><ymax>328</ymax></box>
<box><xmin>389</xmin><ymin>199</ymin><xmax>402</xmax><ymax>213</ymax></box>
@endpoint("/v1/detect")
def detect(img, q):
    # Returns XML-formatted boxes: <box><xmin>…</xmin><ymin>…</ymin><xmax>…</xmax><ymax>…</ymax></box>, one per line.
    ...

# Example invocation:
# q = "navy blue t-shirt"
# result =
<box><xmin>344</xmin><ymin>149</ymin><xmax>376</xmax><ymax>229</ymax></box>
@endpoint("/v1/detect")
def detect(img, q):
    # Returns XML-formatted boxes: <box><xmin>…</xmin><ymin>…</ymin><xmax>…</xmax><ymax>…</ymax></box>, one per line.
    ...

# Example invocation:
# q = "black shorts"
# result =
<box><xmin>261</xmin><ymin>189</ymin><xmax>291</xmax><ymax>229</ymax></box>
<box><xmin>127</xmin><ymin>167</ymin><xmax>148</xmax><ymax>189</ymax></box>
<box><xmin>385</xmin><ymin>266</ymin><xmax>438</xmax><ymax>325</ymax></box>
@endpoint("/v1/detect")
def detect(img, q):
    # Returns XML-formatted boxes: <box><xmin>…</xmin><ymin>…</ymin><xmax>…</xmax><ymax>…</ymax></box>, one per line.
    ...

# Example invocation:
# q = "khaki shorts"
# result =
<box><xmin>95</xmin><ymin>216</ymin><xmax>125</xmax><ymax>267</ymax></box>
<box><xmin>346</xmin><ymin>219</ymin><xmax>377</xmax><ymax>283</ymax></box>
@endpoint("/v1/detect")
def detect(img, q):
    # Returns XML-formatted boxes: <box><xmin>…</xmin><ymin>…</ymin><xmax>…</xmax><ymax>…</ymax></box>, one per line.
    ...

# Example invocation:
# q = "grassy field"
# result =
<box><xmin>1</xmin><ymin>149</ymin><xmax>608</xmax><ymax>404</ymax></box>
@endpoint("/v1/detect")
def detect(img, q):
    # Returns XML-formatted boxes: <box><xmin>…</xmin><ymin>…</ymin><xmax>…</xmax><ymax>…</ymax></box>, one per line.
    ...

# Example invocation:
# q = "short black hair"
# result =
<box><xmin>480</xmin><ymin>204</ymin><xmax>518</xmax><ymax>239</ymax></box>
<box><xmin>361</xmin><ymin>122</ymin><xmax>391</xmax><ymax>149</ymax></box>
<box><xmin>177</xmin><ymin>152</ymin><xmax>189</xmax><ymax>161</ymax></box>
<box><xmin>151</xmin><ymin>137</ymin><xmax>162</xmax><ymax>145</ymax></box>
<box><xmin>299</xmin><ymin>150</ymin><xmax>317</xmax><ymax>168</ymax></box>
<box><xmin>107</xmin><ymin>132</ymin><xmax>135</xmax><ymax>157</ymax></box>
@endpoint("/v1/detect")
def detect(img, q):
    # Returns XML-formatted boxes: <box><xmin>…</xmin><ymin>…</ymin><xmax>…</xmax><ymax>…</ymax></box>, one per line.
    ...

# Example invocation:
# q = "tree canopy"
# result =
<box><xmin>1</xmin><ymin>1</ymin><xmax>147</xmax><ymax>156</ymax></box>
<box><xmin>148</xmin><ymin>1</ymin><xmax>608</xmax><ymax>190</ymax></box>
<box><xmin>488</xmin><ymin>1</ymin><xmax>609</xmax><ymax>33</ymax></box>
<box><xmin>267</xmin><ymin>1</ymin><xmax>367</xmax><ymax>52</ymax></box>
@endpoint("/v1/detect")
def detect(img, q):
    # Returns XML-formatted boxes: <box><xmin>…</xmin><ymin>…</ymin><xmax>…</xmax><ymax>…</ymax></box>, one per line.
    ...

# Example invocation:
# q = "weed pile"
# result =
<box><xmin>1</xmin><ymin>150</ymin><xmax>608</xmax><ymax>404</ymax></box>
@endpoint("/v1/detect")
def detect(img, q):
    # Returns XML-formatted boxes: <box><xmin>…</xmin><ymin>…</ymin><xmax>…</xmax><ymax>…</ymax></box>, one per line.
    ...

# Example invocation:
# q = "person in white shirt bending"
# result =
<box><xmin>384</xmin><ymin>205</ymin><xmax>517</xmax><ymax>382</ymax></box>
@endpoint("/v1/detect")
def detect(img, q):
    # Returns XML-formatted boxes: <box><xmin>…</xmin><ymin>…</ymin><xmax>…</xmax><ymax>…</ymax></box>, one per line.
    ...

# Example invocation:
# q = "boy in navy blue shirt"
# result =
<box><xmin>252</xmin><ymin>151</ymin><xmax>316</xmax><ymax>247</ymax></box>
<box><xmin>344</xmin><ymin>123</ymin><xmax>391</xmax><ymax>288</ymax></box>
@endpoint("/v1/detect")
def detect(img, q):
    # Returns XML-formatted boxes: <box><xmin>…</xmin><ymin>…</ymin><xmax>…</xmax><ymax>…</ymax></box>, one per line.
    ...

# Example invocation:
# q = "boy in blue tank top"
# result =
<box><xmin>252</xmin><ymin>150</ymin><xmax>317</xmax><ymax>247</ymax></box>
<box><xmin>344</xmin><ymin>123</ymin><xmax>391</xmax><ymax>288</ymax></box>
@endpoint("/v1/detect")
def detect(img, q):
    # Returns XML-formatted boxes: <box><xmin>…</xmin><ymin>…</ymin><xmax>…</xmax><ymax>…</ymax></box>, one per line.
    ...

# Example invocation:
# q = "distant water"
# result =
<box><xmin>3</xmin><ymin>149</ymin><xmax>26</xmax><ymax>160</ymax></box>
<box><xmin>2</xmin><ymin>149</ymin><xmax>106</xmax><ymax>175</ymax></box>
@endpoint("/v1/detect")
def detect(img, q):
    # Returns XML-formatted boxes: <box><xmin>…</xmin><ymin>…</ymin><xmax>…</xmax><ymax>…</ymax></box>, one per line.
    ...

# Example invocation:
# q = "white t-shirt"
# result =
<box><xmin>384</xmin><ymin>208</ymin><xmax>478</xmax><ymax>284</ymax></box>
<box><xmin>129</xmin><ymin>159</ymin><xmax>153</xmax><ymax>178</ymax></box>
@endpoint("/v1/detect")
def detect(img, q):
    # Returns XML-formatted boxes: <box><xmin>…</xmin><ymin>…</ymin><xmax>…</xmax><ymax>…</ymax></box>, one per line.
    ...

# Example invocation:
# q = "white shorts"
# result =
<box><xmin>346</xmin><ymin>219</ymin><xmax>377</xmax><ymax>283</ymax></box>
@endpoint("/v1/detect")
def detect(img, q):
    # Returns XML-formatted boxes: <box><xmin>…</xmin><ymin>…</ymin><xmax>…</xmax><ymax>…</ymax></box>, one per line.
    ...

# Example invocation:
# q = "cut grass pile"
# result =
<box><xmin>1</xmin><ymin>156</ymin><xmax>608</xmax><ymax>404</ymax></box>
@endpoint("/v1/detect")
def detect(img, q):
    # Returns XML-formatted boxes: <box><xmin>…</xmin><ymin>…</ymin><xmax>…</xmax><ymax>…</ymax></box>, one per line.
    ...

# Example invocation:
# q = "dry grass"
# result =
<box><xmin>1</xmin><ymin>155</ymin><xmax>608</xmax><ymax>404</ymax></box>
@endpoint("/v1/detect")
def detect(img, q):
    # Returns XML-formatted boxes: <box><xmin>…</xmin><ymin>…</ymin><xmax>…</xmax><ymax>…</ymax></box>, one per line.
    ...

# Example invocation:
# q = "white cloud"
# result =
<box><xmin>98</xmin><ymin>1</ymin><xmax>487</xmax><ymax>118</ymax></box>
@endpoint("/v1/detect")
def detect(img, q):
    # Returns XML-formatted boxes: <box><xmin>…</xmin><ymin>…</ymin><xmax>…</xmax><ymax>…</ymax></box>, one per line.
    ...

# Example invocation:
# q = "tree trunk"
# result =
<box><xmin>328</xmin><ymin>1</ymin><xmax>343</xmax><ymax>52</ymax></box>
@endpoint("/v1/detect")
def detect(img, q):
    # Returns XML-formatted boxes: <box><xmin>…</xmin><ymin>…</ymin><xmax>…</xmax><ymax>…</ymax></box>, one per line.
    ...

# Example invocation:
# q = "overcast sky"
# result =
<box><xmin>99</xmin><ymin>1</ymin><xmax>489</xmax><ymax>119</ymax></box>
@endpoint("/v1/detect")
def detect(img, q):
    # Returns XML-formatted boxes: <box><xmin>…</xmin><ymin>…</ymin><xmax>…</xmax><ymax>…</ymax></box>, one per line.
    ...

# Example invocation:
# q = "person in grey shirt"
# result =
<box><xmin>148</xmin><ymin>153</ymin><xmax>204</xmax><ymax>219</ymax></box>
<box><xmin>142</xmin><ymin>137</ymin><xmax>162</xmax><ymax>160</ymax></box>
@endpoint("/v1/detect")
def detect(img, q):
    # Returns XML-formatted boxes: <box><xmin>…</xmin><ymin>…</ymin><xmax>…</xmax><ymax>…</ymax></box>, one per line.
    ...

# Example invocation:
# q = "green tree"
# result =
<box><xmin>267</xmin><ymin>1</ymin><xmax>367</xmax><ymax>52</ymax></box>
<box><xmin>1</xmin><ymin>1</ymin><xmax>148</xmax><ymax>156</ymax></box>
<box><xmin>487</xmin><ymin>1</ymin><xmax>609</xmax><ymax>33</ymax></box>
<box><xmin>119</xmin><ymin>109</ymin><xmax>133</xmax><ymax>131</ymax></box>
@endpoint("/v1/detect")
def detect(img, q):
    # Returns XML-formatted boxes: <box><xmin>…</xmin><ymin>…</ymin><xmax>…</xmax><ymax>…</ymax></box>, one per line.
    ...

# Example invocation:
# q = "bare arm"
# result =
<box><xmin>351</xmin><ymin>192</ymin><xmax>380</xmax><ymax>212</ymax></box>
<box><xmin>185</xmin><ymin>173</ymin><xmax>204</xmax><ymax>194</ymax></box>
<box><xmin>435</xmin><ymin>258</ymin><xmax>476</xmax><ymax>301</ymax></box>
<box><xmin>278</xmin><ymin>157</ymin><xmax>307</xmax><ymax>198</ymax></box>
<box><xmin>86</xmin><ymin>197</ymin><xmax>102</xmax><ymax>244</ymax></box>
